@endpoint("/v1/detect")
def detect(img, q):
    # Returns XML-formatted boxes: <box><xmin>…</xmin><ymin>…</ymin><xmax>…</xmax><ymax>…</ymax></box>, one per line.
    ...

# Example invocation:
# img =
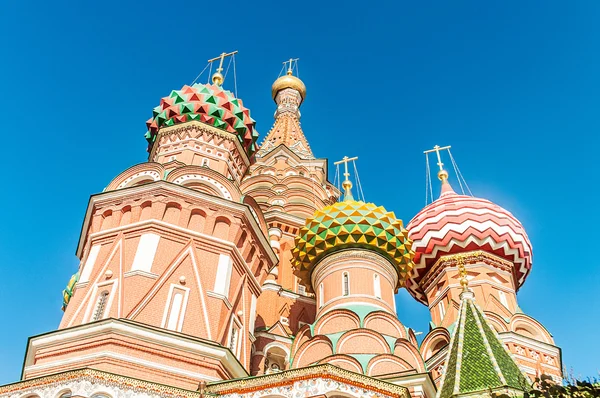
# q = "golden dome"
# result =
<box><xmin>272</xmin><ymin>71</ymin><xmax>306</xmax><ymax>101</ymax></box>
<box><xmin>292</xmin><ymin>200</ymin><xmax>414</xmax><ymax>291</ymax></box>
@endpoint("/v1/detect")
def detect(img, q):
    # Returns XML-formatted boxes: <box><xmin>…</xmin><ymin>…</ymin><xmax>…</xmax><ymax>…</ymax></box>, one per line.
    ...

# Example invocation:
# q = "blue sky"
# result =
<box><xmin>0</xmin><ymin>0</ymin><xmax>599</xmax><ymax>384</ymax></box>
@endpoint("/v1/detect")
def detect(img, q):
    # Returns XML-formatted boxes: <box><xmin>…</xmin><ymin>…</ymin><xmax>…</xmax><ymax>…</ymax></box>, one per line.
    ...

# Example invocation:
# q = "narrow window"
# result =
<box><xmin>213</xmin><ymin>254</ymin><xmax>233</xmax><ymax>296</ymax></box>
<box><xmin>319</xmin><ymin>283</ymin><xmax>324</xmax><ymax>308</ymax></box>
<box><xmin>499</xmin><ymin>291</ymin><xmax>509</xmax><ymax>308</ymax></box>
<box><xmin>373</xmin><ymin>274</ymin><xmax>381</xmax><ymax>299</ymax></box>
<box><xmin>342</xmin><ymin>272</ymin><xmax>349</xmax><ymax>296</ymax></box>
<box><xmin>228</xmin><ymin>320</ymin><xmax>241</xmax><ymax>357</ymax></box>
<box><xmin>439</xmin><ymin>300</ymin><xmax>446</xmax><ymax>321</ymax></box>
<box><xmin>249</xmin><ymin>294</ymin><xmax>257</xmax><ymax>334</ymax></box>
<box><xmin>161</xmin><ymin>285</ymin><xmax>189</xmax><ymax>332</ymax></box>
<box><xmin>166</xmin><ymin>293</ymin><xmax>184</xmax><ymax>330</ymax></box>
<box><xmin>92</xmin><ymin>291</ymin><xmax>109</xmax><ymax>321</ymax></box>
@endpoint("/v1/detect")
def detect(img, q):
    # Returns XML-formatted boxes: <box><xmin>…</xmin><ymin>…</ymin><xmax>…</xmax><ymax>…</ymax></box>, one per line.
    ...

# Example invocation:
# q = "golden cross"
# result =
<box><xmin>424</xmin><ymin>145</ymin><xmax>451</xmax><ymax>171</ymax></box>
<box><xmin>207</xmin><ymin>50</ymin><xmax>238</xmax><ymax>86</ymax></box>
<box><xmin>334</xmin><ymin>156</ymin><xmax>358</xmax><ymax>200</ymax></box>
<box><xmin>334</xmin><ymin>155</ymin><xmax>358</xmax><ymax>182</ymax></box>
<box><xmin>283</xmin><ymin>58</ymin><xmax>299</xmax><ymax>74</ymax></box>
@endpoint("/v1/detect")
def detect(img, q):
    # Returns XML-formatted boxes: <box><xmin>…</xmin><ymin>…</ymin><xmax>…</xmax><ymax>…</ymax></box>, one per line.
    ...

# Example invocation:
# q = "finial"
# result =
<box><xmin>424</xmin><ymin>145</ymin><xmax>452</xmax><ymax>181</ymax></box>
<box><xmin>334</xmin><ymin>156</ymin><xmax>358</xmax><ymax>201</ymax></box>
<box><xmin>457</xmin><ymin>255</ymin><xmax>475</xmax><ymax>301</ymax></box>
<box><xmin>284</xmin><ymin>58</ymin><xmax>299</xmax><ymax>76</ymax></box>
<box><xmin>457</xmin><ymin>256</ymin><xmax>469</xmax><ymax>292</ymax></box>
<box><xmin>207</xmin><ymin>50</ymin><xmax>238</xmax><ymax>87</ymax></box>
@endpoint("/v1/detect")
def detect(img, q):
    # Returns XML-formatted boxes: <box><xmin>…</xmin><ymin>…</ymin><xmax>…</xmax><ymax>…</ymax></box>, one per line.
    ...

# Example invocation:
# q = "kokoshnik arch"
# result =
<box><xmin>0</xmin><ymin>54</ymin><xmax>562</xmax><ymax>398</ymax></box>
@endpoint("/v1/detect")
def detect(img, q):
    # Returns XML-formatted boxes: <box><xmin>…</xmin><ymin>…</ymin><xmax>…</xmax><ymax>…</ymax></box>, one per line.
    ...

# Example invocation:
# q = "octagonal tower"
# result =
<box><xmin>31</xmin><ymin>70</ymin><xmax>277</xmax><ymax>390</ymax></box>
<box><xmin>407</xmin><ymin>153</ymin><xmax>561</xmax><ymax>385</ymax></box>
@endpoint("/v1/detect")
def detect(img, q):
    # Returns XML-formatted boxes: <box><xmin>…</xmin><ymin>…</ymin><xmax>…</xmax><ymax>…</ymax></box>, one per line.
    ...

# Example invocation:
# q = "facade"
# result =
<box><xmin>0</xmin><ymin>58</ymin><xmax>562</xmax><ymax>398</ymax></box>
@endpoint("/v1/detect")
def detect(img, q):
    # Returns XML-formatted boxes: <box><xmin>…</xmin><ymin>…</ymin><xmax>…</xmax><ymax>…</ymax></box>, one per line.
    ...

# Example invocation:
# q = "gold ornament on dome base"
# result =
<box><xmin>291</xmin><ymin>200</ymin><xmax>414</xmax><ymax>289</ymax></box>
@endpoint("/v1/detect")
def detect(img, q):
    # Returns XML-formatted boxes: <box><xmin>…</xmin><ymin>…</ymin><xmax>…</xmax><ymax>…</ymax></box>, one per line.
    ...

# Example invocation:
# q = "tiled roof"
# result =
<box><xmin>437</xmin><ymin>291</ymin><xmax>530</xmax><ymax>398</ymax></box>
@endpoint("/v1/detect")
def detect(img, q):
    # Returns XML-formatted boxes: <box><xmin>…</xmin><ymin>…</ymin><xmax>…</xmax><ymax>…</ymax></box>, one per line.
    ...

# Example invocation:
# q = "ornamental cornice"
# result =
<box><xmin>205</xmin><ymin>363</ymin><xmax>410</xmax><ymax>398</ymax></box>
<box><xmin>311</xmin><ymin>249</ymin><xmax>399</xmax><ymax>290</ymax></box>
<box><xmin>77</xmin><ymin>181</ymin><xmax>277</xmax><ymax>268</ymax></box>
<box><xmin>150</xmin><ymin>121</ymin><xmax>250</xmax><ymax>168</ymax></box>
<box><xmin>420</xmin><ymin>251</ymin><xmax>514</xmax><ymax>292</ymax></box>
<box><xmin>0</xmin><ymin>368</ymin><xmax>198</xmax><ymax>398</ymax></box>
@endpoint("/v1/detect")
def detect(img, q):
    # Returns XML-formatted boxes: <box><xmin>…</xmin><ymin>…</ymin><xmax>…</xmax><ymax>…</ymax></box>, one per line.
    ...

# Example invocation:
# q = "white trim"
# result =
<box><xmin>24</xmin><ymin>351</ymin><xmax>221</xmax><ymax>382</ymax></box>
<box><xmin>207</xmin><ymin>291</ymin><xmax>233</xmax><ymax>309</ymax></box>
<box><xmin>83</xmin><ymin>279</ymin><xmax>118</xmax><ymax>323</ymax></box>
<box><xmin>498</xmin><ymin>332</ymin><xmax>560</xmax><ymax>354</ymax></box>
<box><xmin>213</xmin><ymin>254</ymin><xmax>233</xmax><ymax>297</ymax></box>
<box><xmin>130</xmin><ymin>233</ymin><xmax>160</xmax><ymax>273</ymax></box>
<box><xmin>373</xmin><ymin>273</ymin><xmax>381</xmax><ymax>299</ymax></box>
<box><xmin>161</xmin><ymin>284</ymin><xmax>190</xmax><ymax>332</ymax></box>
<box><xmin>254</xmin><ymin>331</ymin><xmax>293</xmax><ymax>344</ymax></box>
<box><xmin>438</xmin><ymin>300</ymin><xmax>446</xmax><ymax>321</ymax></box>
<box><xmin>342</xmin><ymin>272</ymin><xmax>350</xmax><ymax>296</ymax></box>
<box><xmin>498</xmin><ymin>290</ymin><xmax>509</xmax><ymax>309</ymax></box>
<box><xmin>69</xmin><ymin>240</ymin><xmax>122</xmax><ymax>328</ymax></box>
<box><xmin>319</xmin><ymin>283</ymin><xmax>324</xmax><ymax>308</ymax></box>
<box><xmin>24</xmin><ymin>319</ymin><xmax>248</xmax><ymax>378</ymax></box>
<box><xmin>123</xmin><ymin>269</ymin><xmax>159</xmax><ymax>279</ymax></box>
<box><xmin>249</xmin><ymin>294</ymin><xmax>257</xmax><ymax>335</ymax></box>
<box><xmin>127</xmin><ymin>246</ymin><xmax>213</xmax><ymax>340</ymax></box>
<box><xmin>80</xmin><ymin>244</ymin><xmax>101</xmax><ymax>283</ymax></box>
<box><xmin>227</xmin><ymin>316</ymin><xmax>243</xmax><ymax>359</ymax></box>
<box><xmin>76</xmin><ymin>181</ymin><xmax>278</xmax><ymax>269</ymax></box>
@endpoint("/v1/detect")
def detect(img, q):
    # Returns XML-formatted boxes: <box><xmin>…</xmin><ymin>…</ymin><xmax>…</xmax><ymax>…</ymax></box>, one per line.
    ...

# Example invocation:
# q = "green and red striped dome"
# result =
<box><xmin>145</xmin><ymin>83</ymin><xmax>258</xmax><ymax>157</ymax></box>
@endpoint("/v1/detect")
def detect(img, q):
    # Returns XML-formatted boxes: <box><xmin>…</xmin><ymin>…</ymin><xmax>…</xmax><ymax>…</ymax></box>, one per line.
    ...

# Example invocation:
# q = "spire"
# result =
<box><xmin>257</xmin><ymin>59</ymin><xmax>313</xmax><ymax>159</ymax></box>
<box><xmin>437</xmin><ymin>256</ymin><xmax>530</xmax><ymax>398</ymax></box>
<box><xmin>334</xmin><ymin>156</ymin><xmax>358</xmax><ymax>201</ymax></box>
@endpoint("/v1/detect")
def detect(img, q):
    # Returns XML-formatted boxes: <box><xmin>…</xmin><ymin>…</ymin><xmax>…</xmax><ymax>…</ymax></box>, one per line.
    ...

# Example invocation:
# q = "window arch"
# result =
<box><xmin>57</xmin><ymin>390</ymin><xmax>72</xmax><ymax>398</ymax></box>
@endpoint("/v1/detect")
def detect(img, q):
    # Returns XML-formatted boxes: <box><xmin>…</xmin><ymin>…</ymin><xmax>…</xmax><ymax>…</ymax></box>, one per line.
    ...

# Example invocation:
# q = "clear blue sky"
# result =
<box><xmin>1</xmin><ymin>0</ymin><xmax>598</xmax><ymax>384</ymax></box>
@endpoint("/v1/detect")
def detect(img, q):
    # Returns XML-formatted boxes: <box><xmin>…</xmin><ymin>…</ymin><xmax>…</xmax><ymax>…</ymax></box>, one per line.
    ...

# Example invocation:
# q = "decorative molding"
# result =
<box><xmin>123</xmin><ymin>270</ymin><xmax>159</xmax><ymax>279</ymax></box>
<box><xmin>207</xmin><ymin>291</ymin><xmax>233</xmax><ymax>309</ymax></box>
<box><xmin>0</xmin><ymin>369</ymin><xmax>199</xmax><ymax>398</ymax></box>
<box><xmin>206</xmin><ymin>364</ymin><xmax>410</xmax><ymax>398</ymax></box>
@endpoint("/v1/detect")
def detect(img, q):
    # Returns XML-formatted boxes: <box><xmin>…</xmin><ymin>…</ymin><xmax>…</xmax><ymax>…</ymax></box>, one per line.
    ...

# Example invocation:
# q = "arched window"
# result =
<box><xmin>342</xmin><ymin>272</ymin><xmax>350</xmax><ymax>296</ymax></box>
<box><xmin>92</xmin><ymin>291</ymin><xmax>109</xmax><ymax>321</ymax></box>
<box><xmin>319</xmin><ymin>283</ymin><xmax>324</xmax><ymax>308</ymax></box>
<box><xmin>373</xmin><ymin>273</ymin><xmax>381</xmax><ymax>299</ymax></box>
<box><xmin>57</xmin><ymin>390</ymin><xmax>72</xmax><ymax>398</ymax></box>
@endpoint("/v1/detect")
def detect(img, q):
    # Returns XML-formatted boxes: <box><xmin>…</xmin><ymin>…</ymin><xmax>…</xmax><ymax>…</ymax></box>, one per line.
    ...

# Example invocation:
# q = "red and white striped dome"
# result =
<box><xmin>406</xmin><ymin>181</ymin><xmax>533</xmax><ymax>304</ymax></box>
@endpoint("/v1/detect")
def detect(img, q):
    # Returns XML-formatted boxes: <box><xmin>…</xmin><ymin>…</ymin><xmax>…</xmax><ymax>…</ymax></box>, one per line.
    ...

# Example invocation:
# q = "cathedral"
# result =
<box><xmin>0</xmin><ymin>54</ymin><xmax>563</xmax><ymax>398</ymax></box>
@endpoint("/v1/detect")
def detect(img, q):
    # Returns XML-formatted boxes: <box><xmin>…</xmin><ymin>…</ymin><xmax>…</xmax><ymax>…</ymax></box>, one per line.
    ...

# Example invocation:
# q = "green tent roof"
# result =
<box><xmin>437</xmin><ymin>291</ymin><xmax>530</xmax><ymax>398</ymax></box>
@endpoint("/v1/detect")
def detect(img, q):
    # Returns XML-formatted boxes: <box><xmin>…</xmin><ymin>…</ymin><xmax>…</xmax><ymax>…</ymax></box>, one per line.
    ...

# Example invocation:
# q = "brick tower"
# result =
<box><xmin>407</xmin><ymin>147</ymin><xmax>562</xmax><ymax>385</ymax></box>
<box><xmin>33</xmin><ymin>66</ymin><xmax>277</xmax><ymax>389</ymax></box>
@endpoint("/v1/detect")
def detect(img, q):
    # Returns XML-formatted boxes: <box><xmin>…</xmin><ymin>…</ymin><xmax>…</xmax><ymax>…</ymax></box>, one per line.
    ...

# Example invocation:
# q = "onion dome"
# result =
<box><xmin>62</xmin><ymin>271</ymin><xmax>79</xmax><ymax>311</ymax></box>
<box><xmin>406</xmin><ymin>179</ymin><xmax>533</xmax><ymax>304</ymax></box>
<box><xmin>292</xmin><ymin>200</ymin><xmax>414</xmax><ymax>290</ymax></box>
<box><xmin>145</xmin><ymin>83</ymin><xmax>258</xmax><ymax>156</ymax></box>
<box><xmin>272</xmin><ymin>70</ymin><xmax>306</xmax><ymax>101</ymax></box>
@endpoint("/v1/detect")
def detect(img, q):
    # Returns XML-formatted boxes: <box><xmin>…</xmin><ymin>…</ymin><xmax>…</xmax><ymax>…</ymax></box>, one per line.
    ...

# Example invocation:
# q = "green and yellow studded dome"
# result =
<box><xmin>292</xmin><ymin>200</ymin><xmax>414</xmax><ymax>289</ymax></box>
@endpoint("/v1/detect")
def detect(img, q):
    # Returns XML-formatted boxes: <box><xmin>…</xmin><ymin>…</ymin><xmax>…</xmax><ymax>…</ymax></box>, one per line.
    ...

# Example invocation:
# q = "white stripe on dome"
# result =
<box><xmin>408</xmin><ymin>207</ymin><xmax>529</xmax><ymax>238</ymax></box>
